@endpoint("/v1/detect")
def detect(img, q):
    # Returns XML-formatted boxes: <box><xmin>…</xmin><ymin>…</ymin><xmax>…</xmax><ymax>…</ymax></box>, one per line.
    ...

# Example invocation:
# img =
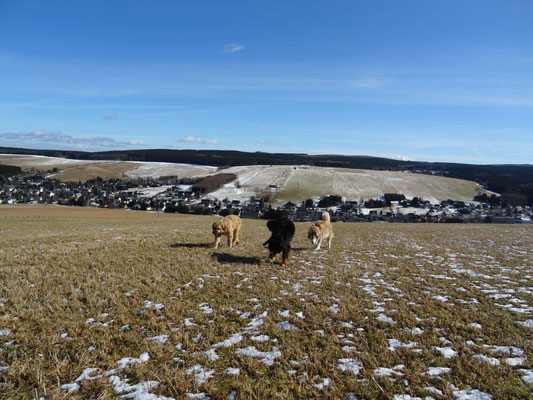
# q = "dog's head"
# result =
<box><xmin>212</xmin><ymin>220</ymin><xmax>224</xmax><ymax>236</ymax></box>
<box><xmin>266</xmin><ymin>218</ymin><xmax>283</xmax><ymax>233</ymax></box>
<box><xmin>308</xmin><ymin>225</ymin><xmax>321</xmax><ymax>245</ymax></box>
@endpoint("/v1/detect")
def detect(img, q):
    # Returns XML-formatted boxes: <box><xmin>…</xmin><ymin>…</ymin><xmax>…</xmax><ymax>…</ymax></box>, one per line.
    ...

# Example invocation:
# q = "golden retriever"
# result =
<box><xmin>308</xmin><ymin>211</ymin><xmax>334</xmax><ymax>250</ymax></box>
<box><xmin>212</xmin><ymin>214</ymin><xmax>242</xmax><ymax>249</ymax></box>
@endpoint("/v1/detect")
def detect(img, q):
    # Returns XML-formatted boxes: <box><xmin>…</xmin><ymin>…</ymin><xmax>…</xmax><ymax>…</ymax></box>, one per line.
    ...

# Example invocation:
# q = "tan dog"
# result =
<box><xmin>212</xmin><ymin>214</ymin><xmax>242</xmax><ymax>249</ymax></box>
<box><xmin>308</xmin><ymin>211</ymin><xmax>334</xmax><ymax>250</ymax></box>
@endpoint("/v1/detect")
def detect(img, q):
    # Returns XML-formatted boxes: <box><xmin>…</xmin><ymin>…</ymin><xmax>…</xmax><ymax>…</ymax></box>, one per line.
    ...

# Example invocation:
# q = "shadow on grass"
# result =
<box><xmin>291</xmin><ymin>247</ymin><xmax>308</xmax><ymax>252</ymax></box>
<box><xmin>170</xmin><ymin>242</ymin><xmax>212</xmax><ymax>249</ymax></box>
<box><xmin>211</xmin><ymin>252</ymin><xmax>261</xmax><ymax>265</ymax></box>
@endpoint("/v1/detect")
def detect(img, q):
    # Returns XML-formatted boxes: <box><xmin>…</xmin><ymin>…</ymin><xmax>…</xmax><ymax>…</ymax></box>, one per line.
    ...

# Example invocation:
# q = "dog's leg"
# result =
<box><xmin>233</xmin><ymin>226</ymin><xmax>240</xmax><ymax>247</ymax></box>
<box><xmin>227</xmin><ymin>232</ymin><xmax>233</xmax><ymax>248</ymax></box>
<box><xmin>281</xmin><ymin>247</ymin><xmax>290</xmax><ymax>266</ymax></box>
<box><xmin>328</xmin><ymin>233</ymin><xmax>333</xmax><ymax>249</ymax></box>
<box><xmin>315</xmin><ymin>236</ymin><xmax>323</xmax><ymax>251</ymax></box>
<box><xmin>214</xmin><ymin>236</ymin><xmax>221</xmax><ymax>249</ymax></box>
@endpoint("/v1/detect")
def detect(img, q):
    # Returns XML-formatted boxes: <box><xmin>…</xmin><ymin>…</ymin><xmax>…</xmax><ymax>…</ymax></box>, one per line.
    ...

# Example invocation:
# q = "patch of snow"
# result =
<box><xmin>484</xmin><ymin>345</ymin><xmax>524</xmax><ymax>357</ymax></box>
<box><xmin>425</xmin><ymin>387</ymin><xmax>444</xmax><ymax>396</ymax></box>
<box><xmin>472</xmin><ymin>354</ymin><xmax>500</xmax><ymax>366</ymax></box>
<box><xmin>59</xmin><ymin>383</ymin><xmax>80</xmax><ymax>393</ymax></box>
<box><xmin>277</xmin><ymin>321</ymin><xmax>298</xmax><ymax>331</ymax></box>
<box><xmin>225</xmin><ymin>367</ymin><xmax>240</xmax><ymax>376</ymax></box>
<box><xmin>517</xmin><ymin>369</ymin><xmax>533</xmax><ymax>384</ymax></box>
<box><xmin>337</xmin><ymin>358</ymin><xmax>363</xmax><ymax>376</ymax></box>
<box><xmin>144</xmin><ymin>301</ymin><xmax>164</xmax><ymax>311</ymax></box>
<box><xmin>453</xmin><ymin>389</ymin><xmax>493</xmax><ymax>399</ymax></box>
<box><xmin>245</xmin><ymin>312</ymin><xmax>267</xmax><ymax>331</ymax></box>
<box><xmin>341</xmin><ymin>345</ymin><xmax>357</xmax><ymax>353</ymax></box>
<box><xmin>434</xmin><ymin>346</ymin><xmax>457</xmax><ymax>358</ymax></box>
<box><xmin>329</xmin><ymin>305</ymin><xmax>340</xmax><ymax>314</ymax></box>
<box><xmin>505</xmin><ymin>357</ymin><xmax>524</xmax><ymax>366</ymax></box>
<box><xmin>186</xmin><ymin>394</ymin><xmax>209</xmax><ymax>400</ymax></box>
<box><xmin>425</xmin><ymin>367</ymin><xmax>452</xmax><ymax>376</ymax></box>
<box><xmin>235</xmin><ymin>346</ymin><xmax>281</xmax><ymax>366</ymax></box>
<box><xmin>204</xmin><ymin>349</ymin><xmax>219</xmax><ymax>361</ymax></box>
<box><xmin>374</xmin><ymin>365</ymin><xmax>404</xmax><ymax>377</ymax></box>
<box><xmin>312</xmin><ymin>377</ymin><xmax>331</xmax><ymax>390</ymax></box>
<box><xmin>250</xmin><ymin>335</ymin><xmax>270</xmax><ymax>342</ymax></box>
<box><xmin>148</xmin><ymin>335</ymin><xmax>169</xmax><ymax>345</ymax></box>
<box><xmin>116</xmin><ymin>352</ymin><xmax>150</xmax><ymax>370</ymax></box>
<box><xmin>213</xmin><ymin>333</ymin><xmax>243</xmax><ymax>348</ymax></box>
<box><xmin>185</xmin><ymin>364</ymin><xmax>214</xmax><ymax>386</ymax></box>
<box><xmin>377</xmin><ymin>314</ymin><xmax>395</xmax><ymax>324</ymax></box>
<box><xmin>520</xmin><ymin>319</ymin><xmax>533</xmax><ymax>328</ymax></box>
<box><xmin>108</xmin><ymin>375</ymin><xmax>173</xmax><ymax>399</ymax></box>
<box><xmin>388</xmin><ymin>339</ymin><xmax>418</xmax><ymax>352</ymax></box>
<box><xmin>198</xmin><ymin>303</ymin><xmax>213</xmax><ymax>314</ymax></box>
<box><xmin>0</xmin><ymin>328</ymin><xmax>11</xmax><ymax>336</ymax></box>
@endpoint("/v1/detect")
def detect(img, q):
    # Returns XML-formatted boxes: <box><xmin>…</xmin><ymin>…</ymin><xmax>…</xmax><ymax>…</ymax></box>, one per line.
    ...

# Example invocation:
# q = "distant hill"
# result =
<box><xmin>0</xmin><ymin>146</ymin><xmax>532</xmax><ymax>204</ymax></box>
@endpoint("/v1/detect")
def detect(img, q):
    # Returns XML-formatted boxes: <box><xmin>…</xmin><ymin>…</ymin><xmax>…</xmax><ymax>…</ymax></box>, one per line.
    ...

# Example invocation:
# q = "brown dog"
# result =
<box><xmin>212</xmin><ymin>214</ymin><xmax>242</xmax><ymax>249</ymax></box>
<box><xmin>308</xmin><ymin>211</ymin><xmax>334</xmax><ymax>250</ymax></box>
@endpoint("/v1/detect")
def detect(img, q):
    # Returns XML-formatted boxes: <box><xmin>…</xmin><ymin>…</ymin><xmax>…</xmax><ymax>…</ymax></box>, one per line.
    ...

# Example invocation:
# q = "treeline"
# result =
<box><xmin>192</xmin><ymin>173</ymin><xmax>237</xmax><ymax>194</ymax></box>
<box><xmin>0</xmin><ymin>164</ymin><xmax>22</xmax><ymax>178</ymax></box>
<box><xmin>1</xmin><ymin>146</ymin><xmax>532</xmax><ymax>204</ymax></box>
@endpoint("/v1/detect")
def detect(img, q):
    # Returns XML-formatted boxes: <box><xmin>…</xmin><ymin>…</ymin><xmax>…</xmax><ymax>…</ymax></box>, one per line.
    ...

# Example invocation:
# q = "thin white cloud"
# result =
<box><xmin>395</xmin><ymin>155</ymin><xmax>410</xmax><ymax>161</ymax></box>
<box><xmin>0</xmin><ymin>130</ymin><xmax>145</xmax><ymax>150</ymax></box>
<box><xmin>222</xmin><ymin>43</ymin><xmax>244</xmax><ymax>54</ymax></box>
<box><xmin>102</xmin><ymin>113</ymin><xmax>118</xmax><ymax>121</ymax></box>
<box><xmin>352</xmin><ymin>79</ymin><xmax>383</xmax><ymax>88</ymax></box>
<box><xmin>257</xmin><ymin>139</ymin><xmax>285</xmax><ymax>147</ymax></box>
<box><xmin>177</xmin><ymin>136</ymin><xmax>228</xmax><ymax>146</ymax></box>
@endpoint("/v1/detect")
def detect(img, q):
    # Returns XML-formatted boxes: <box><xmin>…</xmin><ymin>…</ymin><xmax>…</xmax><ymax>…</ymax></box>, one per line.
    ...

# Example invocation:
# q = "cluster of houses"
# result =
<box><xmin>275</xmin><ymin>199</ymin><xmax>532</xmax><ymax>224</ymax></box>
<box><xmin>0</xmin><ymin>170</ymin><xmax>531</xmax><ymax>224</ymax></box>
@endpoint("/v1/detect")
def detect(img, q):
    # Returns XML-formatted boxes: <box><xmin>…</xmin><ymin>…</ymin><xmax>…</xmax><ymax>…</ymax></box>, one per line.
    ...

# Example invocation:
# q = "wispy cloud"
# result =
<box><xmin>0</xmin><ymin>130</ymin><xmax>145</xmax><ymax>150</ymax></box>
<box><xmin>395</xmin><ymin>155</ymin><xmax>410</xmax><ymax>161</ymax></box>
<box><xmin>352</xmin><ymin>79</ymin><xmax>383</xmax><ymax>88</ymax></box>
<box><xmin>257</xmin><ymin>139</ymin><xmax>286</xmax><ymax>147</ymax></box>
<box><xmin>222</xmin><ymin>43</ymin><xmax>244</xmax><ymax>54</ymax></box>
<box><xmin>102</xmin><ymin>113</ymin><xmax>118</xmax><ymax>121</ymax></box>
<box><xmin>177</xmin><ymin>136</ymin><xmax>229</xmax><ymax>146</ymax></box>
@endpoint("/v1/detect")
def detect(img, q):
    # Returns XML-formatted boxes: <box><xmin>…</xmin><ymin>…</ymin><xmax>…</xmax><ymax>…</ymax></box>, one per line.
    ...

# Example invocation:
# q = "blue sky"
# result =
<box><xmin>1</xmin><ymin>1</ymin><xmax>532</xmax><ymax>164</ymax></box>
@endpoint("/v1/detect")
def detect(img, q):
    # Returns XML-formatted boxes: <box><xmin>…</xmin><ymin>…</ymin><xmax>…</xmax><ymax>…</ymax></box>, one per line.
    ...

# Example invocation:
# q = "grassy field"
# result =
<box><xmin>0</xmin><ymin>154</ymin><xmax>217</xmax><ymax>182</ymax></box>
<box><xmin>0</xmin><ymin>206</ymin><xmax>531</xmax><ymax>399</ymax></box>
<box><xmin>1</xmin><ymin>154</ymin><xmax>484</xmax><ymax>203</ymax></box>
<box><xmin>208</xmin><ymin>166</ymin><xmax>483</xmax><ymax>205</ymax></box>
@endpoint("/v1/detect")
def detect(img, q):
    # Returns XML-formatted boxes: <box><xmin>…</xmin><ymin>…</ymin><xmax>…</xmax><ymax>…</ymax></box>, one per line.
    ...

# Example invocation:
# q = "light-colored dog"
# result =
<box><xmin>212</xmin><ymin>214</ymin><xmax>242</xmax><ymax>249</ymax></box>
<box><xmin>308</xmin><ymin>211</ymin><xmax>334</xmax><ymax>250</ymax></box>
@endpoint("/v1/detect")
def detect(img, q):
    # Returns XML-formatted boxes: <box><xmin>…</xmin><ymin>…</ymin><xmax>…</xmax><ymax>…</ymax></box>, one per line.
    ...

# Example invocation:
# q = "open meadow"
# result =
<box><xmin>0</xmin><ymin>206</ymin><xmax>531</xmax><ymax>399</ymax></box>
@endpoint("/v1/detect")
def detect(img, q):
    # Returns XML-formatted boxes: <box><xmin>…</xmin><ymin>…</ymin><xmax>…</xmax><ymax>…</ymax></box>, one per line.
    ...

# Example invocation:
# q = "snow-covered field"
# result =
<box><xmin>0</xmin><ymin>154</ymin><xmax>483</xmax><ymax>203</ymax></box>
<box><xmin>0</xmin><ymin>154</ymin><xmax>218</xmax><ymax>180</ymax></box>
<box><xmin>0</xmin><ymin>208</ymin><xmax>531</xmax><ymax>399</ymax></box>
<box><xmin>0</xmin><ymin>153</ymin><xmax>101</xmax><ymax>167</ymax></box>
<box><xmin>124</xmin><ymin>162</ymin><xmax>217</xmax><ymax>179</ymax></box>
<box><xmin>210</xmin><ymin>165</ymin><xmax>482</xmax><ymax>204</ymax></box>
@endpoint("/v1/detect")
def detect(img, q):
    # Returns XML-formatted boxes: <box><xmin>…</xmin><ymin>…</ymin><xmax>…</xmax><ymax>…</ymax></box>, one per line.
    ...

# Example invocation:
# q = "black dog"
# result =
<box><xmin>263</xmin><ymin>217</ymin><xmax>295</xmax><ymax>265</ymax></box>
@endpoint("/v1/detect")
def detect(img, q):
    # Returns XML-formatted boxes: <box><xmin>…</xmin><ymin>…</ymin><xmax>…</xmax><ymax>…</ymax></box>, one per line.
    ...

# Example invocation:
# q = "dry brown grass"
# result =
<box><xmin>49</xmin><ymin>162</ymin><xmax>138</xmax><ymax>182</ymax></box>
<box><xmin>0</xmin><ymin>206</ymin><xmax>531</xmax><ymax>399</ymax></box>
<box><xmin>0</xmin><ymin>154</ymin><xmax>138</xmax><ymax>182</ymax></box>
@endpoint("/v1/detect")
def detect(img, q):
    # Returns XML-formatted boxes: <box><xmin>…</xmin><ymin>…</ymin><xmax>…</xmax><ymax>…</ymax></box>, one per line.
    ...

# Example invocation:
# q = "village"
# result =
<box><xmin>0</xmin><ymin>169</ymin><xmax>531</xmax><ymax>224</ymax></box>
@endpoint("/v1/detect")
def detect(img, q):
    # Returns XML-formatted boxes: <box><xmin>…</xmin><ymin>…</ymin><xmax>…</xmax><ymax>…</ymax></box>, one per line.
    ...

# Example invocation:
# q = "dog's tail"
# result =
<box><xmin>322</xmin><ymin>211</ymin><xmax>330</xmax><ymax>222</ymax></box>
